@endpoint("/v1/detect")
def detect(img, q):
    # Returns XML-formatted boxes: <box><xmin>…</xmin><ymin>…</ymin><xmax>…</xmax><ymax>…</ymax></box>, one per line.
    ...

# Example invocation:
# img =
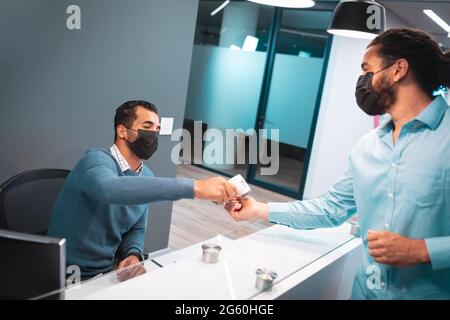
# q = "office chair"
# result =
<box><xmin>0</xmin><ymin>169</ymin><xmax>70</xmax><ymax>235</ymax></box>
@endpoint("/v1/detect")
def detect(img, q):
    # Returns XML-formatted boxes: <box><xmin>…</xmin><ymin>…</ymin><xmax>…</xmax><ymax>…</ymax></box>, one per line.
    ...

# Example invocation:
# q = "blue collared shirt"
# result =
<box><xmin>268</xmin><ymin>95</ymin><xmax>450</xmax><ymax>299</ymax></box>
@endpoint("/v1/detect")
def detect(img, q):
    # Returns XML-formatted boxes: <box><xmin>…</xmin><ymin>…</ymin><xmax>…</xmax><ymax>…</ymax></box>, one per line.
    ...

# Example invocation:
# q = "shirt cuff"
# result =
<box><xmin>123</xmin><ymin>246</ymin><xmax>143</xmax><ymax>260</ymax></box>
<box><xmin>175</xmin><ymin>178</ymin><xmax>195</xmax><ymax>199</ymax></box>
<box><xmin>425</xmin><ymin>237</ymin><xmax>450</xmax><ymax>270</ymax></box>
<box><xmin>267</xmin><ymin>202</ymin><xmax>291</xmax><ymax>226</ymax></box>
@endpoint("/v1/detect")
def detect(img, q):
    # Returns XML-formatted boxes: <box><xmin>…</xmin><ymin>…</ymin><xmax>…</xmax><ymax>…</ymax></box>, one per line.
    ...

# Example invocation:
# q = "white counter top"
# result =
<box><xmin>65</xmin><ymin>223</ymin><xmax>362</xmax><ymax>300</ymax></box>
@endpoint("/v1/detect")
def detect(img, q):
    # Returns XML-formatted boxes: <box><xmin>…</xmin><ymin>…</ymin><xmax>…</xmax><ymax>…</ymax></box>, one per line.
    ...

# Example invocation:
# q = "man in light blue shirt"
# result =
<box><xmin>226</xmin><ymin>29</ymin><xmax>450</xmax><ymax>299</ymax></box>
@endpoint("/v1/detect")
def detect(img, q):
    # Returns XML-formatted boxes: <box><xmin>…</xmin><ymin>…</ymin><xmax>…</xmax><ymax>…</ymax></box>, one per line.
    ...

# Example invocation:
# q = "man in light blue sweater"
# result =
<box><xmin>48</xmin><ymin>100</ymin><xmax>236</xmax><ymax>279</ymax></box>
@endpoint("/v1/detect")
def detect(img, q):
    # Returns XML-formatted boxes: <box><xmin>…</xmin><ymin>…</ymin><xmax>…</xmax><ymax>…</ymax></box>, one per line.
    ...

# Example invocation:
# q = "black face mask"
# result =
<box><xmin>355</xmin><ymin>63</ymin><xmax>397</xmax><ymax>116</ymax></box>
<box><xmin>125</xmin><ymin>128</ymin><xmax>158</xmax><ymax>160</ymax></box>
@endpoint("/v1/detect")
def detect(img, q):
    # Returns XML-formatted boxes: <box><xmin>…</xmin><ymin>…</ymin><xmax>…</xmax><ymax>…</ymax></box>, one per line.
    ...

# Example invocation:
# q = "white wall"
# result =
<box><xmin>303</xmin><ymin>36</ymin><xmax>373</xmax><ymax>199</ymax></box>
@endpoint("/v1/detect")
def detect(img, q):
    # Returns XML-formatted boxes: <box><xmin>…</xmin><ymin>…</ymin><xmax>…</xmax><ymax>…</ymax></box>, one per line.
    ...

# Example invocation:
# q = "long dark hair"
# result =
<box><xmin>369</xmin><ymin>28</ymin><xmax>450</xmax><ymax>97</ymax></box>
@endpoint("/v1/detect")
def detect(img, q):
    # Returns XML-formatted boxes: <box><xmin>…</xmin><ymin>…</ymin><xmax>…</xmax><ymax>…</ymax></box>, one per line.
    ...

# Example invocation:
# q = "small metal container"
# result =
<box><xmin>255</xmin><ymin>268</ymin><xmax>278</xmax><ymax>291</ymax></box>
<box><xmin>201</xmin><ymin>243</ymin><xmax>222</xmax><ymax>264</ymax></box>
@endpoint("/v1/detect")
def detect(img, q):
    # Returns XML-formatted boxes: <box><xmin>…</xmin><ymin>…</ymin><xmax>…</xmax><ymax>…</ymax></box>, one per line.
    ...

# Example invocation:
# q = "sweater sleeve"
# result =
<box><xmin>77</xmin><ymin>149</ymin><xmax>195</xmax><ymax>205</ymax></box>
<box><xmin>118</xmin><ymin>207</ymin><xmax>148</xmax><ymax>259</ymax></box>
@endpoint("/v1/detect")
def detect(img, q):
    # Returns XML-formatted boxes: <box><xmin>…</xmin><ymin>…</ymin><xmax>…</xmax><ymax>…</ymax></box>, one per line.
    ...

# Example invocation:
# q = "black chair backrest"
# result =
<box><xmin>0</xmin><ymin>169</ymin><xmax>70</xmax><ymax>235</ymax></box>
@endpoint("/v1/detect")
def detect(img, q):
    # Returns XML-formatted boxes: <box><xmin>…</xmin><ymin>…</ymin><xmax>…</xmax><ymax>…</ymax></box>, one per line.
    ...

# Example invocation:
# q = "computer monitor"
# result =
<box><xmin>0</xmin><ymin>229</ymin><xmax>66</xmax><ymax>300</ymax></box>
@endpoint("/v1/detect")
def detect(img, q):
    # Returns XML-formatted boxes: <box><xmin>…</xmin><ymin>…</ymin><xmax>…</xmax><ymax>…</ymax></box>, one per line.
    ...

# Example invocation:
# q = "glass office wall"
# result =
<box><xmin>184</xmin><ymin>0</ymin><xmax>335</xmax><ymax>199</ymax></box>
<box><xmin>253</xmin><ymin>9</ymin><xmax>333</xmax><ymax>194</ymax></box>
<box><xmin>184</xmin><ymin>0</ymin><xmax>273</xmax><ymax>178</ymax></box>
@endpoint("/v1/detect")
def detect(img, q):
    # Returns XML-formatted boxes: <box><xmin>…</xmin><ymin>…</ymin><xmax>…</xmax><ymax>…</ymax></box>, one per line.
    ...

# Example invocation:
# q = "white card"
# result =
<box><xmin>159</xmin><ymin>117</ymin><xmax>174</xmax><ymax>136</ymax></box>
<box><xmin>228</xmin><ymin>174</ymin><xmax>251</xmax><ymax>197</ymax></box>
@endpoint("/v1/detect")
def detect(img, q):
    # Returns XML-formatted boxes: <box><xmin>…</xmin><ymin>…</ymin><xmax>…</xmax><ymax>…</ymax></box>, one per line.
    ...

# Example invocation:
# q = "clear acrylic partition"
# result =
<box><xmin>33</xmin><ymin>221</ymin><xmax>355</xmax><ymax>300</ymax></box>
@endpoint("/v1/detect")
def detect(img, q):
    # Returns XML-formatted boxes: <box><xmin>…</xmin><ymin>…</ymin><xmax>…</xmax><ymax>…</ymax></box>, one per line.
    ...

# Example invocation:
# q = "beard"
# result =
<box><xmin>373</xmin><ymin>73</ymin><xmax>397</xmax><ymax>115</ymax></box>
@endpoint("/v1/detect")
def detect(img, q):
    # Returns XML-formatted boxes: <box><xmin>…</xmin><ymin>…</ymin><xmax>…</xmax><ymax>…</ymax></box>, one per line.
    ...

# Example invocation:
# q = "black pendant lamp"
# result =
<box><xmin>328</xmin><ymin>0</ymin><xmax>386</xmax><ymax>39</ymax></box>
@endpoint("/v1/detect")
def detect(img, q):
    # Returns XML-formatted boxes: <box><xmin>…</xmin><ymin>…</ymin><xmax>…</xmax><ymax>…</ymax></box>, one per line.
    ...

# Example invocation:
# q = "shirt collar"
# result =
<box><xmin>414</xmin><ymin>95</ymin><xmax>448</xmax><ymax>130</ymax></box>
<box><xmin>377</xmin><ymin>115</ymin><xmax>393</xmax><ymax>138</ymax></box>
<box><xmin>109</xmin><ymin>144</ymin><xmax>143</xmax><ymax>174</ymax></box>
<box><xmin>377</xmin><ymin>95</ymin><xmax>448</xmax><ymax>137</ymax></box>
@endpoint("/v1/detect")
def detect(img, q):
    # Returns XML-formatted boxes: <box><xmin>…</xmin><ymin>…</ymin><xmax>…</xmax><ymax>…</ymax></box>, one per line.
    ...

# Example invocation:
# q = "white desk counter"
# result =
<box><xmin>65</xmin><ymin>223</ymin><xmax>362</xmax><ymax>300</ymax></box>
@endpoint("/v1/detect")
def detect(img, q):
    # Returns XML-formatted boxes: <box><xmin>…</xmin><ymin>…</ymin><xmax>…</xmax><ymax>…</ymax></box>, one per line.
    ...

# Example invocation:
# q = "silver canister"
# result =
<box><xmin>255</xmin><ymin>268</ymin><xmax>278</xmax><ymax>291</ymax></box>
<box><xmin>201</xmin><ymin>243</ymin><xmax>222</xmax><ymax>264</ymax></box>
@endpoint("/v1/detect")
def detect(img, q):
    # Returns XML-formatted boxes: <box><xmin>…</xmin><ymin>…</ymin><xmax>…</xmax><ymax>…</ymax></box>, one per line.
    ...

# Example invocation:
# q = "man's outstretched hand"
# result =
<box><xmin>224</xmin><ymin>196</ymin><xmax>269</xmax><ymax>221</ymax></box>
<box><xmin>194</xmin><ymin>177</ymin><xmax>237</xmax><ymax>204</ymax></box>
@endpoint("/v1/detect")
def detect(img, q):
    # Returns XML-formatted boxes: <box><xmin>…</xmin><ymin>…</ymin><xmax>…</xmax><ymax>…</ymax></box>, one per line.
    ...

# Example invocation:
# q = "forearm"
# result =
<box><xmin>118</xmin><ymin>208</ymin><xmax>149</xmax><ymax>260</ymax></box>
<box><xmin>264</xmin><ymin>165</ymin><xmax>356</xmax><ymax>229</ymax></box>
<box><xmin>119</xmin><ymin>228</ymin><xmax>145</xmax><ymax>258</ymax></box>
<box><xmin>267</xmin><ymin>195</ymin><xmax>357</xmax><ymax>230</ymax></box>
<box><xmin>410</xmin><ymin>239</ymin><xmax>430</xmax><ymax>264</ymax></box>
<box><xmin>83</xmin><ymin>174</ymin><xmax>195</xmax><ymax>205</ymax></box>
<box><xmin>77</xmin><ymin>151</ymin><xmax>195</xmax><ymax>205</ymax></box>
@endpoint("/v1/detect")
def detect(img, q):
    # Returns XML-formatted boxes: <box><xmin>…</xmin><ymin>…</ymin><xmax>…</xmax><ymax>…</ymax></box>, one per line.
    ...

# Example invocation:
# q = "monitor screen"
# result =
<box><xmin>0</xmin><ymin>229</ymin><xmax>66</xmax><ymax>300</ymax></box>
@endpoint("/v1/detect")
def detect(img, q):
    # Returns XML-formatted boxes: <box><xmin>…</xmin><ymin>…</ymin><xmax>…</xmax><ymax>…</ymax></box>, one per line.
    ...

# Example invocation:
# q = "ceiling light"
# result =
<box><xmin>211</xmin><ymin>0</ymin><xmax>230</xmax><ymax>16</ymax></box>
<box><xmin>423</xmin><ymin>9</ymin><xmax>450</xmax><ymax>37</ymax></box>
<box><xmin>247</xmin><ymin>0</ymin><xmax>315</xmax><ymax>9</ymax></box>
<box><xmin>328</xmin><ymin>1</ymin><xmax>385</xmax><ymax>39</ymax></box>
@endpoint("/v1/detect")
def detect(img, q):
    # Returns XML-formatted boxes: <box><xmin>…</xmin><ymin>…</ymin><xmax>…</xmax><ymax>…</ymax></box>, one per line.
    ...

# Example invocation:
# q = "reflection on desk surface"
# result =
<box><xmin>61</xmin><ymin>223</ymin><xmax>356</xmax><ymax>300</ymax></box>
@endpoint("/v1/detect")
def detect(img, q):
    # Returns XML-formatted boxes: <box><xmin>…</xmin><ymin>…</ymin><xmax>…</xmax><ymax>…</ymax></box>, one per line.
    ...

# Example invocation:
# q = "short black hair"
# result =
<box><xmin>114</xmin><ymin>100</ymin><xmax>159</xmax><ymax>141</ymax></box>
<box><xmin>368</xmin><ymin>28</ymin><xmax>450</xmax><ymax>97</ymax></box>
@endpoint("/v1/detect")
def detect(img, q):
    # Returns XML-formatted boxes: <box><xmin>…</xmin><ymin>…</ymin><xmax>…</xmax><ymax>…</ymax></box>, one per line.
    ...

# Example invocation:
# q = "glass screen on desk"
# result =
<box><xmin>33</xmin><ymin>221</ymin><xmax>355</xmax><ymax>300</ymax></box>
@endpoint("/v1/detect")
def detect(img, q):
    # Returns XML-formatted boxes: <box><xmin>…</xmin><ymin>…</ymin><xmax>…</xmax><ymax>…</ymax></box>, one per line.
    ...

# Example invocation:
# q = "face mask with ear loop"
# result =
<box><xmin>355</xmin><ymin>62</ymin><xmax>398</xmax><ymax>116</ymax></box>
<box><xmin>123</xmin><ymin>128</ymin><xmax>159</xmax><ymax>160</ymax></box>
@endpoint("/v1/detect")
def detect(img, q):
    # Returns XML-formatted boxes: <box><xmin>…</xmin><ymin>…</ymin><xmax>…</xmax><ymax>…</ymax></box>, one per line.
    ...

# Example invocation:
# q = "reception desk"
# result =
<box><xmin>60</xmin><ymin>222</ymin><xmax>362</xmax><ymax>300</ymax></box>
